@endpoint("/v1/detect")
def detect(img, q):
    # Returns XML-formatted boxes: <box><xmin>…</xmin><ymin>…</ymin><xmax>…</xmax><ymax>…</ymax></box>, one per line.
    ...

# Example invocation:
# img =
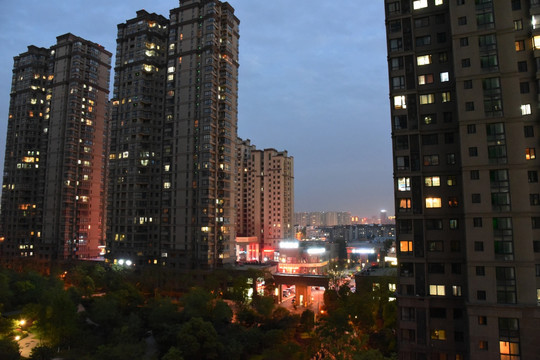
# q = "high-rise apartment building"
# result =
<box><xmin>1</xmin><ymin>34</ymin><xmax>111</xmax><ymax>262</ymax></box>
<box><xmin>236</xmin><ymin>138</ymin><xmax>294</xmax><ymax>261</ymax></box>
<box><xmin>386</xmin><ymin>1</ymin><xmax>540</xmax><ymax>359</ymax></box>
<box><xmin>107</xmin><ymin>0</ymin><xmax>239</xmax><ymax>269</ymax></box>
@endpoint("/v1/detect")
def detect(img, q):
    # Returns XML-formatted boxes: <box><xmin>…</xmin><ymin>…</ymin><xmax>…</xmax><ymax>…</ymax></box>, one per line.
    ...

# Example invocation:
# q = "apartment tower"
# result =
<box><xmin>386</xmin><ymin>0</ymin><xmax>540</xmax><ymax>359</ymax></box>
<box><xmin>107</xmin><ymin>0</ymin><xmax>239</xmax><ymax>269</ymax></box>
<box><xmin>236</xmin><ymin>139</ymin><xmax>294</xmax><ymax>261</ymax></box>
<box><xmin>1</xmin><ymin>34</ymin><xmax>111</xmax><ymax>262</ymax></box>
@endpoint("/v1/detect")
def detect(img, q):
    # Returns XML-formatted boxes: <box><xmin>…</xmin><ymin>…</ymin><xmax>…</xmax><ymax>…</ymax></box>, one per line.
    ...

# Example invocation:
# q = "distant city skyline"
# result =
<box><xmin>0</xmin><ymin>1</ymin><xmax>393</xmax><ymax>217</ymax></box>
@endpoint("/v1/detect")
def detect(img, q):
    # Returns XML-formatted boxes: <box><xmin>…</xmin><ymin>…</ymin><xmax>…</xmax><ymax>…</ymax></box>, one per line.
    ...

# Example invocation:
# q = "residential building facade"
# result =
<box><xmin>1</xmin><ymin>34</ymin><xmax>111</xmax><ymax>262</ymax></box>
<box><xmin>386</xmin><ymin>1</ymin><xmax>540</xmax><ymax>359</ymax></box>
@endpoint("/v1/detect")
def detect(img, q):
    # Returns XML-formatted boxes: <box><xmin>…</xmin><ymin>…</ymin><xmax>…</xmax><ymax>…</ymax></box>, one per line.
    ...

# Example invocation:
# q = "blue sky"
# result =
<box><xmin>0</xmin><ymin>0</ymin><xmax>392</xmax><ymax>218</ymax></box>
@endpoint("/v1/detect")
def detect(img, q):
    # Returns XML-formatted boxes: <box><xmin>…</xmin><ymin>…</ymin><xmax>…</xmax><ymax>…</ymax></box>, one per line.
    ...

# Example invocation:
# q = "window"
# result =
<box><xmin>430</xmin><ymin>285</ymin><xmax>446</xmax><ymax>296</ymax></box>
<box><xmin>449</xmin><ymin>219</ymin><xmax>458</xmax><ymax>229</ymax></box>
<box><xmin>396</xmin><ymin>156</ymin><xmax>409</xmax><ymax>170</ymax></box>
<box><xmin>392</xmin><ymin>76</ymin><xmax>405</xmax><ymax>89</ymax></box>
<box><xmin>528</xmin><ymin>171</ymin><xmax>538</xmax><ymax>183</ymax></box>
<box><xmin>536</xmin><ymin>264</ymin><xmax>540</xmax><ymax>277</ymax></box>
<box><xmin>524</xmin><ymin>125</ymin><xmax>534</xmax><ymax>137</ymax></box>
<box><xmin>462</xmin><ymin>58</ymin><xmax>471</xmax><ymax>67</ymax></box>
<box><xmin>520</xmin><ymin>82</ymin><xmax>529</xmax><ymax>93</ymax></box>
<box><xmin>394</xmin><ymin>95</ymin><xmax>407</xmax><ymax>109</ymax></box>
<box><xmin>521</xmin><ymin>104</ymin><xmax>531</xmax><ymax>115</ymax></box>
<box><xmin>532</xmin><ymin>194</ymin><xmax>540</xmax><ymax>206</ymax></box>
<box><xmin>441</xmin><ymin>91</ymin><xmax>451</xmax><ymax>102</ymax></box>
<box><xmin>414</xmin><ymin>17</ymin><xmax>430</xmax><ymax>28</ymax></box>
<box><xmin>533</xmin><ymin>217</ymin><xmax>540</xmax><ymax>229</ymax></box>
<box><xmin>514</xmin><ymin>19</ymin><xmax>523</xmax><ymax>30</ymax></box>
<box><xmin>416</xmin><ymin>35</ymin><xmax>431</xmax><ymax>46</ymax></box>
<box><xmin>464</xmin><ymin>79</ymin><xmax>473</xmax><ymax>89</ymax></box>
<box><xmin>431</xmin><ymin>329</ymin><xmax>447</xmax><ymax>340</ymax></box>
<box><xmin>437</xmin><ymin>32</ymin><xmax>446</xmax><ymax>43</ymax></box>
<box><xmin>399</xmin><ymin>198</ymin><xmax>412</xmax><ymax>212</ymax></box>
<box><xmin>430</xmin><ymin>308</ymin><xmax>446</xmax><ymax>319</ymax></box>
<box><xmin>426</xmin><ymin>197</ymin><xmax>442</xmax><ymax>208</ymax></box>
<box><xmin>479</xmin><ymin>340</ymin><xmax>488</xmax><ymax>350</ymax></box>
<box><xmin>428</xmin><ymin>241</ymin><xmax>443</xmax><ymax>252</ymax></box>
<box><xmin>418</xmin><ymin>74</ymin><xmax>434</xmax><ymax>85</ymax></box>
<box><xmin>452</xmin><ymin>286</ymin><xmax>462</xmax><ymax>296</ymax></box>
<box><xmin>477</xmin><ymin>11</ymin><xmax>495</xmax><ymax>27</ymax></box>
<box><xmin>471</xmin><ymin>170</ymin><xmax>480</xmax><ymax>180</ymax></box>
<box><xmin>472</xmin><ymin>193</ymin><xmax>481</xmax><ymax>203</ymax></box>
<box><xmin>518</xmin><ymin>61</ymin><xmax>528</xmax><ymax>72</ymax></box>
<box><xmin>388</xmin><ymin>1</ymin><xmax>400</xmax><ymax>14</ymax></box>
<box><xmin>477</xmin><ymin>290</ymin><xmax>487</xmax><ymax>300</ymax></box>
<box><xmin>413</xmin><ymin>0</ymin><xmax>428</xmax><ymax>9</ymax></box>
<box><xmin>439</xmin><ymin>52</ymin><xmax>448</xmax><ymax>63</ymax></box>
<box><xmin>475</xmin><ymin>241</ymin><xmax>484</xmax><ymax>251</ymax></box>
<box><xmin>444</xmin><ymin>132</ymin><xmax>454</xmax><ymax>144</ymax></box>
<box><xmin>460</xmin><ymin>37</ymin><xmax>469</xmax><ymax>46</ymax></box>
<box><xmin>515</xmin><ymin>40</ymin><xmax>525</xmax><ymax>51</ymax></box>
<box><xmin>389</xmin><ymin>20</ymin><xmax>401</xmax><ymax>33</ymax></box>
<box><xmin>448</xmin><ymin>197</ymin><xmax>459</xmax><ymax>207</ymax></box>
<box><xmin>458</xmin><ymin>16</ymin><xmax>467</xmax><ymax>25</ymax></box>
<box><xmin>479</xmin><ymin>33</ymin><xmax>497</xmax><ymax>48</ymax></box>
<box><xmin>391</xmin><ymin>57</ymin><xmax>404</xmax><ymax>70</ymax></box>
<box><xmin>474</xmin><ymin>217</ymin><xmax>483</xmax><ymax>227</ymax></box>
<box><xmin>476</xmin><ymin>266</ymin><xmax>486</xmax><ymax>276</ymax></box>
<box><xmin>400</xmin><ymin>241</ymin><xmax>413</xmax><ymax>253</ymax></box>
<box><xmin>424</xmin><ymin>154</ymin><xmax>439</xmax><ymax>166</ymax></box>
<box><xmin>480</xmin><ymin>55</ymin><xmax>498</xmax><ymax>69</ymax></box>
<box><xmin>420</xmin><ymin>94</ymin><xmax>435</xmax><ymax>104</ymax></box>
<box><xmin>390</xmin><ymin>38</ymin><xmax>403</xmax><ymax>52</ymax></box>
<box><xmin>465</xmin><ymin>101</ymin><xmax>475</xmax><ymax>111</ymax></box>
<box><xmin>499</xmin><ymin>318</ymin><xmax>521</xmax><ymax>360</ymax></box>
<box><xmin>397</xmin><ymin>177</ymin><xmax>411</xmax><ymax>191</ymax></box>
<box><xmin>534</xmin><ymin>241</ymin><xmax>540</xmax><ymax>252</ymax></box>
<box><xmin>435</xmin><ymin>0</ymin><xmax>444</xmax><ymax>5</ymax></box>
<box><xmin>401</xmin><ymin>307</ymin><xmax>415</xmax><ymax>321</ymax></box>
<box><xmin>447</xmin><ymin>153</ymin><xmax>456</xmax><ymax>165</ymax></box>
<box><xmin>469</xmin><ymin>147</ymin><xmax>478</xmax><ymax>156</ymax></box>
<box><xmin>496</xmin><ymin>267</ymin><xmax>517</xmax><ymax>304</ymax></box>
<box><xmin>417</xmin><ymin>55</ymin><xmax>432</xmax><ymax>66</ymax></box>
<box><xmin>440</xmin><ymin>72</ymin><xmax>449</xmax><ymax>82</ymax></box>
<box><xmin>394</xmin><ymin>115</ymin><xmax>407</xmax><ymax>129</ymax></box>
<box><xmin>467</xmin><ymin>124</ymin><xmax>476</xmax><ymax>133</ymax></box>
<box><xmin>428</xmin><ymin>263</ymin><xmax>445</xmax><ymax>274</ymax></box>
<box><xmin>426</xmin><ymin>219</ymin><xmax>443</xmax><ymax>230</ymax></box>
<box><xmin>526</xmin><ymin>148</ymin><xmax>536</xmax><ymax>160</ymax></box>
<box><xmin>511</xmin><ymin>0</ymin><xmax>521</xmax><ymax>10</ymax></box>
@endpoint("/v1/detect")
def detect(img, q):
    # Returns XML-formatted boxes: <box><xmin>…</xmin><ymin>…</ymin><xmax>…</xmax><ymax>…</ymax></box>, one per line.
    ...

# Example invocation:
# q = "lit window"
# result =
<box><xmin>394</xmin><ymin>95</ymin><xmax>407</xmax><ymax>109</ymax></box>
<box><xmin>534</xmin><ymin>35</ymin><xmax>540</xmax><ymax>50</ymax></box>
<box><xmin>533</xmin><ymin>15</ymin><xmax>540</xmax><ymax>30</ymax></box>
<box><xmin>521</xmin><ymin>104</ymin><xmax>531</xmax><ymax>115</ymax></box>
<box><xmin>398</xmin><ymin>177</ymin><xmax>411</xmax><ymax>191</ymax></box>
<box><xmin>452</xmin><ymin>285</ymin><xmax>462</xmax><ymax>296</ymax></box>
<box><xmin>431</xmin><ymin>329</ymin><xmax>446</xmax><ymax>340</ymax></box>
<box><xmin>526</xmin><ymin>148</ymin><xmax>536</xmax><ymax>160</ymax></box>
<box><xmin>425</xmin><ymin>176</ymin><xmax>441</xmax><ymax>187</ymax></box>
<box><xmin>400</xmin><ymin>241</ymin><xmax>413</xmax><ymax>253</ymax></box>
<box><xmin>417</xmin><ymin>55</ymin><xmax>432</xmax><ymax>66</ymax></box>
<box><xmin>399</xmin><ymin>198</ymin><xmax>412</xmax><ymax>211</ymax></box>
<box><xmin>441</xmin><ymin>91</ymin><xmax>451</xmax><ymax>102</ymax></box>
<box><xmin>413</xmin><ymin>0</ymin><xmax>428</xmax><ymax>9</ymax></box>
<box><xmin>435</xmin><ymin>0</ymin><xmax>444</xmax><ymax>5</ymax></box>
<box><xmin>418</xmin><ymin>74</ymin><xmax>434</xmax><ymax>85</ymax></box>
<box><xmin>429</xmin><ymin>285</ymin><xmax>445</xmax><ymax>296</ymax></box>
<box><xmin>420</xmin><ymin>94</ymin><xmax>435</xmax><ymax>104</ymax></box>
<box><xmin>440</xmin><ymin>72</ymin><xmax>449</xmax><ymax>82</ymax></box>
<box><xmin>167</xmin><ymin>66</ymin><xmax>175</xmax><ymax>73</ymax></box>
<box><xmin>426</xmin><ymin>197</ymin><xmax>442</xmax><ymax>208</ymax></box>
<box><xmin>163</xmin><ymin>182</ymin><xmax>171</xmax><ymax>189</ymax></box>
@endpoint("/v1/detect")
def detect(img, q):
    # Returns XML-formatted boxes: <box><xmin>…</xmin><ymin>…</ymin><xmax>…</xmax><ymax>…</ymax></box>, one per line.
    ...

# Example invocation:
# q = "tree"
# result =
<box><xmin>175</xmin><ymin>317</ymin><xmax>223</xmax><ymax>360</ymax></box>
<box><xmin>29</xmin><ymin>345</ymin><xmax>55</xmax><ymax>360</ymax></box>
<box><xmin>0</xmin><ymin>337</ymin><xmax>21</xmax><ymax>360</ymax></box>
<box><xmin>161</xmin><ymin>346</ymin><xmax>184</xmax><ymax>360</ymax></box>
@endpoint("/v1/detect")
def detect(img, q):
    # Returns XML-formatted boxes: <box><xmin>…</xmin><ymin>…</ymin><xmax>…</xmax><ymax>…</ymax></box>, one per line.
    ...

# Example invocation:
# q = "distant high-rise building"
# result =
<box><xmin>236</xmin><ymin>139</ymin><xmax>294</xmax><ymax>260</ymax></box>
<box><xmin>1</xmin><ymin>34</ymin><xmax>111</xmax><ymax>262</ymax></box>
<box><xmin>294</xmin><ymin>211</ymin><xmax>351</xmax><ymax>227</ymax></box>
<box><xmin>379</xmin><ymin>209</ymin><xmax>388</xmax><ymax>224</ymax></box>
<box><xmin>107</xmin><ymin>0</ymin><xmax>240</xmax><ymax>269</ymax></box>
<box><xmin>386</xmin><ymin>1</ymin><xmax>540</xmax><ymax>359</ymax></box>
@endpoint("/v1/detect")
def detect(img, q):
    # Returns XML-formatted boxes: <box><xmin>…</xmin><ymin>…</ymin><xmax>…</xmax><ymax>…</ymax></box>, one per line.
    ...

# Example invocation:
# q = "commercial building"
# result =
<box><xmin>107</xmin><ymin>0</ymin><xmax>240</xmax><ymax>269</ymax></box>
<box><xmin>235</xmin><ymin>138</ymin><xmax>294</xmax><ymax>261</ymax></box>
<box><xmin>0</xmin><ymin>34</ymin><xmax>111</xmax><ymax>262</ymax></box>
<box><xmin>386</xmin><ymin>1</ymin><xmax>540</xmax><ymax>359</ymax></box>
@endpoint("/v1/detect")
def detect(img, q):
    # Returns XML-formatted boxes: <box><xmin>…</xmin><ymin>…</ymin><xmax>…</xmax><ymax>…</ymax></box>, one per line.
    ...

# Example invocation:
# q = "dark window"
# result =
<box><xmin>474</xmin><ymin>241</ymin><xmax>484</xmax><ymax>251</ymax></box>
<box><xmin>520</xmin><ymin>82</ymin><xmax>529</xmax><ymax>93</ymax></box>
<box><xmin>473</xmin><ymin>217</ymin><xmax>483</xmax><ymax>227</ymax></box>
<box><xmin>534</xmin><ymin>241</ymin><xmax>540</xmax><ymax>252</ymax></box>
<box><xmin>536</xmin><ymin>264</ymin><xmax>540</xmax><ymax>277</ymax></box>
<box><xmin>469</xmin><ymin>147</ymin><xmax>478</xmax><ymax>156</ymax></box>
<box><xmin>458</xmin><ymin>16</ymin><xmax>467</xmax><ymax>25</ymax></box>
<box><xmin>439</xmin><ymin>52</ymin><xmax>448</xmax><ymax>63</ymax></box>
<box><xmin>391</xmin><ymin>57</ymin><xmax>404</xmax><ymax>70</ymax></box>
<box><xmin>394</xmin><ymin>115</ymin><xmax>407</xmax><ymax>130</ymax></box>
<box><xmin>396</xmin><ymin>135</ymin><xmax>409</xmax><ymax>150</ymax></box>
<box><xmin>464</xmin><ymin>80</ymin><xmax>473</xmax><ymax>89</ymax></box>
<box><xmin>462</xmin><ymin>58</ymin><xmax>471</xmax><ymax>67</ymax></box>
<box><xmin>445</xmin><ymin>132</ymin><xmax>454</xmax><ymax>144</ymax></box>
<box><xmin>447</xmin><ymin>153</ymin><xmax>456</xmax><ymax>165</ymax></box>
<box><xmin>428</xmin><ymin>263</ymin><xmax>445</xmax><ymax>274</ymax></box>
<box><xmin>518</xmin><ymin>61</ymin><xmax>528</xmax><ymax>72</ymax></box>
<box><xmin>476</xmin><ymin>266</ymin><xmax>485</xmax><ymax>276</ymax></box>
<box><xmin>467</xmin><ymin>124</ymin><xmax>476</xmax><ymax>133</ymax></box>
<box><xmin>451</xmin><ymin>263</ymin><xmax>461</xmax><ymax>274</ymax></box>
<box><xmin>471</xmin><ymin>170</ymin><xmax>480</xmax><ymax>180</ymax></box>
<box><xmin>426</xmin><ymin>219</ymin><xmax>443</xmax><ymax>230</ymax></box>
<box><xmin>532</xmin><ymin>217</ymin><xmax>540</xmax><ymax>229</ymax></box>
<box><xmin>428</xmin><ymin>241</ymin><xmax>443</xmax><ymax>252</ymax></box>
<box><xmin>389</xmin><ymin>20</ymin><xmax>401</xmax><ymax>33</ymax></box>
<box><xmin>416</xmin><ymin>35</ymin><xmax>431</xmax><ymax>47</ymax></box>
<box><xmin>414</xmin><ymin>17</ymin><xmax>430</xmax><ymax>28</ymax></box>
<box><xmin>423</xmin><ymin>154</ymin><xmax>439</xmax><ymax>166</ymax></box>
<box><xmin>472</xmin><ymin>193</ymin><xmax>481</xmax><ymax>203</ymax></box>
<box><xmin>477</xmin><ymin>11</ymin><xmax>494</xmax><ymax>28</ymax></box>
<box><xmin>530</xmin><ymin>194</ymin><xmax>540</xmax><ymax>206</ymax></box>
<box><xmin>512</xmin><ymin>0</ymin><xmax>521</xmax><ymax>10</ymax></box>
<box><xmin>477</xmin><ymin>290</ymin><xmax>486</xmax><ymax>300</ymax></box>
<box><xmin>387</xmin><ymin>2</ymin><xmax>400</xmax><ymax>15</ymax></box>
<box><xmin>481</xmin><ymin>55</ymin><xmax>498</xmax><ymax>69</ymax></box>
<box><xmin>443</xmin><ymin>112</ymin><xmax>452</xmax><ymax>122</ymax></box>
<box><xmin>528</xmin><ymin>171</ymin><xmax>538</xmax><ymax>183</ymax></box>
<box><xmin>430</xmin><ymin>308</ymin><xmax>446</xmax><ymax>318</ymax></box>
<box><xmin>496</xmin><ymin>267</ymin><xmax>517</xmax><ymax>304</ymax></box>
<box><xmin>460</xmin><ymin>37</ymin><xmax>469</xmax><ymax>46</ymax></box>
<box><xmin>514</xmin><ymin>19</ymin><xmax>523</xmax><ymax>30</ymax></box>
<box><xmin>478</xmin><ymin>316</ymin><xmax>487</xmax><ymax>325</ymax></box>
<box><xmin>524</xmin><ymin>125</ymin><xmax>534</xmax><ymax>137</ymax></box>
<box><xmin>422</xmin><ymin>134</ymin><xmax>438</xmax><ymax>146</ymax></box>
<box><xmin>435</xmin><ymin>14</ymin><xmax>445</xmax><ymax>24</ymax></box>
<box><xmin>455</xmin><ymin>331</ymin><xmax>464</xmax><ymax>342</ymax></box>
<box><xmin>437</xmin><ymin>32</ymin><xmax>447</xmax><ymax>43</ymax></box>
<box><xmin>466</xmin><ymin>101</ymin><xmax>475</xmax><ymax>111</ymax></box>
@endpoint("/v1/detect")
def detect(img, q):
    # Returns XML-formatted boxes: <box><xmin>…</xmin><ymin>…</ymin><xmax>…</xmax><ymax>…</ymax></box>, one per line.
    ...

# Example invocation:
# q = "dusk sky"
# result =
<box><xmin>0</xmin><ymin>1</ymin><xmax>392</xmax><ymax>219</ymax></box>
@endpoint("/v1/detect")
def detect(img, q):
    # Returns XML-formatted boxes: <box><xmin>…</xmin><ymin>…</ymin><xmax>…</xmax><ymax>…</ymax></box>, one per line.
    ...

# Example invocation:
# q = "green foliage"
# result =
<box><xmin>0</xmin><ymin>337</ymin><xmax>21</xmax><ymax>360</ymax></box>
<box><xmin>29</xmin><ymin>345</ymin><xmax>55</xmax><ymax>360</ymax></box>
<box><xmin>161</xmin><ymin>346</ymin><xmax>184</xmax><ymax>360</ymax></box>
<box><xmin>176</xmin><ymin>317</ymin><xmax>223</xmax><ymax>360</ymax></box>
<box><xmin>251</xmin><ymin>295</ymin><xmax>274</xmax><ymax>318</ymax></box>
